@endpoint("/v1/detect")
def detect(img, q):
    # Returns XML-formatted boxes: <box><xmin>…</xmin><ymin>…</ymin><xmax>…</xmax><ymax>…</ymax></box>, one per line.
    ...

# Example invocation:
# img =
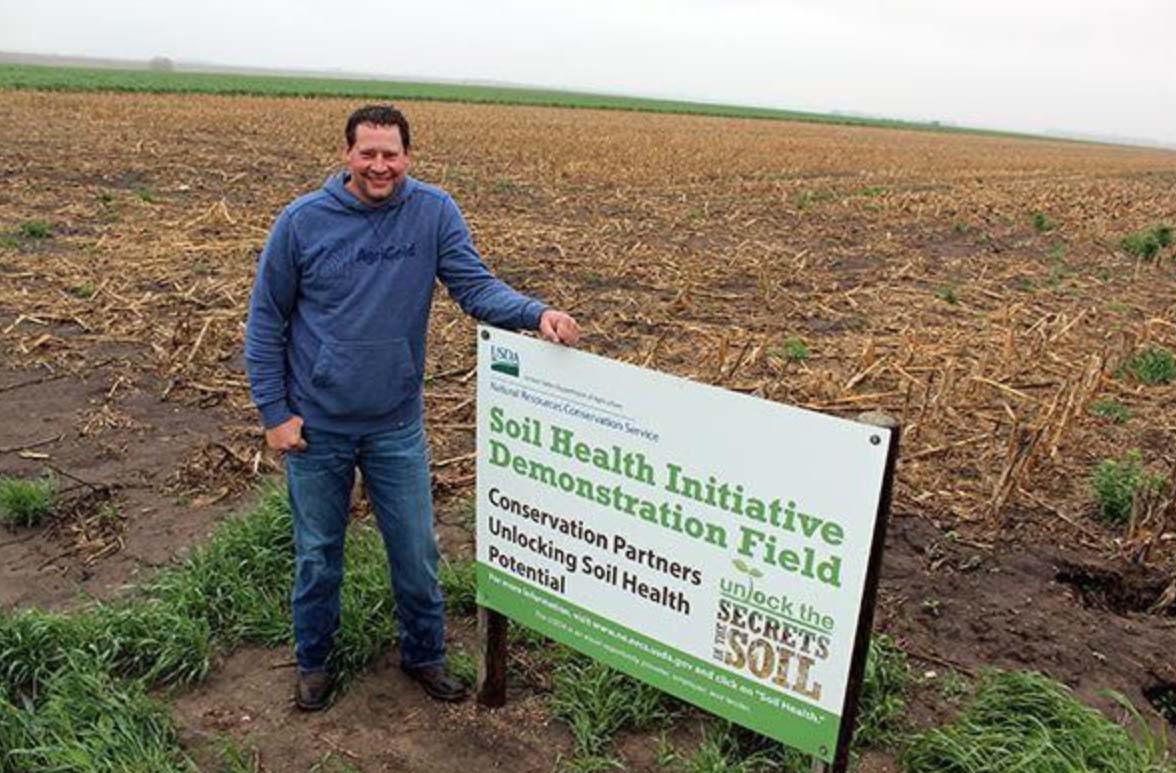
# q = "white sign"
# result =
<box><xmin>475</xmin><ymin>327</ymin><xmax>893</xmax><ymax>762</ymax></box>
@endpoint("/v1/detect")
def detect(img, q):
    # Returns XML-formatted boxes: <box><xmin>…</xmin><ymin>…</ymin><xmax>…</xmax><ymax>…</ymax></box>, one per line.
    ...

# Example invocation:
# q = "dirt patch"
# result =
<box><xmin>173</xmin><ymin>643</ymin><xmax>568</xmax><ymax>773</ymax></box>
<box><xmin>876</xmin><ymin>514</ymin><xmax>1176</xmax><ymax>719</ymax></box>
<box><xmin>798</xmin><ymin>314</ymin><xmax>868</xmax><ymax>337</ymax></box>
<box><xmin>0</xmin><ymin>359</ymin><xmax>243</xmax><ymax>610</ymax></box>
<box><xmin>1055</xmin><ymin>557</ymin><xmax>1175</xmax><ymax>616</ymax></box>
<box><xmin>919</xmin><ymin>232</ymin><xmax>981</xmax><ymax>262</ymax></box>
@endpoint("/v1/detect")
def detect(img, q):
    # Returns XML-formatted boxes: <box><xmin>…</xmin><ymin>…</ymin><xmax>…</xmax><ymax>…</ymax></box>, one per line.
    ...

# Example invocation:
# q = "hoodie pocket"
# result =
<box><xmin>309</xmin><ymin>338</ymin><xmax>417</xmax><ymax>418</ymax></box>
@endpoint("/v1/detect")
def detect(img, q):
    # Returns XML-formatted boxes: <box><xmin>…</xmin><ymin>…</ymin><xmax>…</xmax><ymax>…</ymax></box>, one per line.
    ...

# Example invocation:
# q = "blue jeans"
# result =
<box><xmin>285</xmin><ymin>420</ymin><xmax>445</xmax><ymax>673</ymax></box>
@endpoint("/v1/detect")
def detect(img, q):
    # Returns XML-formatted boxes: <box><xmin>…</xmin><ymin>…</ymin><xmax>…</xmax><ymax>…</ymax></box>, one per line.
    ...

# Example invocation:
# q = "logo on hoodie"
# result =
<box><xmin>317</xmin><ymin>241</ymin><xmax>417</xmax><ymax>277</ymax></box>
<box><xmin>357</xmin><ymin>241</ymin><xmax>416</xmax><ymax>265</ymax></box>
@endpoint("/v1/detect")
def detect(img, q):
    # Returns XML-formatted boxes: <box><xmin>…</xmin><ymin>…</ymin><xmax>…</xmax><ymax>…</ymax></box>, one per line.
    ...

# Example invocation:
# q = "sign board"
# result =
<box><xmin>475</xmin><ymin>327</ymin><xmax>895</xmax><ymax>764</ymax></box>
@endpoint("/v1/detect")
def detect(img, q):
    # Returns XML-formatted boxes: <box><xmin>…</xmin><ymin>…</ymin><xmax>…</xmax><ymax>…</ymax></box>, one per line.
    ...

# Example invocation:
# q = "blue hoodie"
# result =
<box><xmin>245</xmin><ymin>172</ymin><xmax>547</xmax><ymax>434</ymax></box>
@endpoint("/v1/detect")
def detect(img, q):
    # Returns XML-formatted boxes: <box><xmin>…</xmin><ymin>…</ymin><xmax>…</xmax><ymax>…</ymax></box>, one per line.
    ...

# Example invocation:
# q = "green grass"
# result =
<box><xmin>0</xmin><ymin>484</ymin><xmax>487</xmax><ymax>771</ymax></box>
<box><xmin>1091</xmin><ymin>450</ymin><xmax>1168</xmax><ymax>526</ymax></box>
<box><xmin>854</xmin><ymin>635</ymin><xmax>911</xmax><ymax>747</ymax></box>
<box><xmin>0</xmin><ymin>473</ymin><xmax>58</xmax><ymax>528</ymax></box>
<box><xmin>0</xmin><ymin>63</ymin><xmax>1053</xmax><ymax>139</ymax></box>
<box><xmin>0</xmin><ymin>487</ymin><xmax>383</xmax><ymax>769</ymax></box>
<box><xmin>0</xmin><ymin>490</ymin><xmax>296</xmax><ymax>700</ymax></box>
<box><xmin>1090</xmin><ymin>398</ymin><xmax>1131</xmax><ymax>424</ymax></box>
<box><xmin>22</xmin><ymin>572</ymin><xmax>899</xmax><ymax>773</ymax></box>
<box><xmin>548</xmin><ymin>635</ymin><xmax>908</xmax><ymax>771</ymax></box>
<box><xmin>1121</xmin><ymin>224</ymin><xmax>1173</xmax><ymax>261</ymax></box>
<box><xmin>792</xmin><ymin>189</ymin><xmax>837</xmax><ymax>210</ymax></box>
<box><xmin>904</xmin><ymin>670</ymin><xmax>1173</xmax><ymax>772</ymax></box>
<box><xmin>939</xmin><ymin>670</ymin><xmax>974</xmax><ymax>702</ymax></box>
<box><xmin>2</xmin><ymin>484</ymin><xmax>1165</xmax><ymax>771</ymax></box>
<box><xmin>1031</xmin><ymin>211</ymin><xmax>1058</xmax><ymax>232</ymax></box>
<box><xmin>679</xmin><ymin>721</ymin><xmax>810</xmax><ymax>773</ymax></box>
<box><xmin>66</xmin><ymin>282</ymin><xmax>97</xmax><ymax>300</ymax></box>
<box><xmin>936</xmin><ymin>285</ymin><xmax>960</xmax><ymax>305</ymax></box>
<box><xmin>551</xmin><ymin>656</ymin><xmax>675</xmax><ymax>765</ymax></box>
<box><xmin>0</xmin><ymin>655</ymin><xmax>191</xmax><ymax>773</ymax></box>
<box><xmin>770</xmin><ymin>337</ymin><xmax>810</xmax><ymax>363</ymax></box>
<box><xmin>439</xmin><ymin>556</ymin><xmax>478</xmax><ymax>615</ymax></box>
<box><xmin>1124</xmin><ymin>346</ymin><xmax>1176</xmax><ymax>385</ymax></box>
<box><xmin>142</xmin><ymin>485</ymin><xmax>298</xmax><ymax>654</ymax></box>
<box><xmin>447</xmin><ymin>648</ymin><xmax>477</xmax><ymax>688</ymax></box>
<box><xmin>208</xmin><ymin>735</ymin><xmax>262</xmax><ymax>773</ymax></box>
<box><xmin>17</xmin><ymin>221</ymin><xmax>52</xmax><ymax>239</ymax></box>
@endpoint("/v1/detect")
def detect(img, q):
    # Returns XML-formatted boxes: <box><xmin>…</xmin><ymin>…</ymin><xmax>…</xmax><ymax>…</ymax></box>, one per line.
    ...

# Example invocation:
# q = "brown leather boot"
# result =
<box><xmin>295</xmin><ymin>670</ymin><xmax>333</xmax><ymax>711</ymax></box>
<box><xmin>400</xmin><ymin>664</ymin><xmax>469</xmax><ymax>702</ymax></box>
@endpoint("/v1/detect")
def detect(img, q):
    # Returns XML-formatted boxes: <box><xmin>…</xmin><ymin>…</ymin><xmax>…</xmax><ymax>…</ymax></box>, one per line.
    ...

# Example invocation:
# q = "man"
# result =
<box><xmin>245</xmin><ymin>104</ymin><xmax>580</xmax><ymax>711</ymax></box>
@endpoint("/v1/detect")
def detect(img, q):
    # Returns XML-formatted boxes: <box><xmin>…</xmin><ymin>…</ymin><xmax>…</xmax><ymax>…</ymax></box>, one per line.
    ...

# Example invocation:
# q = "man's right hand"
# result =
<box><xmin>265</xmin><ymin>415</ymin><xmax>308</xmax><ymax>453</ymax></box>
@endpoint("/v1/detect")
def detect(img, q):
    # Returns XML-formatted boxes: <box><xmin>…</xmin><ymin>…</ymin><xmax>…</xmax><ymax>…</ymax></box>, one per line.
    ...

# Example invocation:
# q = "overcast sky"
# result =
<box><xmin>3</xmin><ymin>0</ymin><xmax>1174</xmax><ymax>145</ymax></box>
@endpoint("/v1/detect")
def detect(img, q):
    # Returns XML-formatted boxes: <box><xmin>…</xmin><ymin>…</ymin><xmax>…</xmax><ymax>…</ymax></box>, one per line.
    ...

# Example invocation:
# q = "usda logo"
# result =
<box><xmin>490</xmin><ymin>345</ymin><xmax>520</xmax><ymax>377</ymax></box>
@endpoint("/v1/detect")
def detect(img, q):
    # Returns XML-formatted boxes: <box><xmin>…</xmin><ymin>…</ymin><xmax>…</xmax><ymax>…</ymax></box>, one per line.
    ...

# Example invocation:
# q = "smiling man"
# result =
<box><xmin>245</xmin><ymin>104</ymin><xmax>579</xmax><ymax>711</ymax></box>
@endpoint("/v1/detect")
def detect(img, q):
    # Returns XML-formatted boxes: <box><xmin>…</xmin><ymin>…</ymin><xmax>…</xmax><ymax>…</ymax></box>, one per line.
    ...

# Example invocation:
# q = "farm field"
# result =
<box><xmin>1</xmin><ymin>88</ymin><xmax>1176</xmax><ymax>771</ymax></box>
<box><xmin>0</xmin><ymin>62</ymin><xmax>1037</xmax><ymax>138</ymax></box>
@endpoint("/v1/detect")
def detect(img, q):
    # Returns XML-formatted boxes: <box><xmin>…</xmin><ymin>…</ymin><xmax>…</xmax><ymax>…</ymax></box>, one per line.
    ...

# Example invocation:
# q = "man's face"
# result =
<box><xmin>344</xmin><ymin>122</ymin><xmax>411</xmax><ymax>205</ymax></box>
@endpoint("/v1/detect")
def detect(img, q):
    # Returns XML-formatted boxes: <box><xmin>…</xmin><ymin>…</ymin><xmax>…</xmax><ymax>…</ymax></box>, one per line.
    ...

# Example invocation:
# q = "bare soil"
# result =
<box><xmin>173</xmin><ymin>644</ymin><xmax>569</xmax><ymax>773</ymax></box>
<box><xmin>876</xmin><ymin>514</ymin><xmax>1176</xmax><ymax>724</ymax></box>
<box><xmin>0</xmin><ymin>357</ymin><xmax>239</xmax><ymax>609</ymax></box>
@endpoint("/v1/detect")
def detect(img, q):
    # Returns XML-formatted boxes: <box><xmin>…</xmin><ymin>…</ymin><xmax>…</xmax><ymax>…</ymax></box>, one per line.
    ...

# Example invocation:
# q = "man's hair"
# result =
<box><xmin>345</xmin><ymin>105</ymin><xmax>411</xmax><ymax>150</ymax></box>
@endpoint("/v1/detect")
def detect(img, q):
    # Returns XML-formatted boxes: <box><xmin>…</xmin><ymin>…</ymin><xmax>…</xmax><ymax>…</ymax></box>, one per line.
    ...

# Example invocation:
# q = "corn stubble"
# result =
<box><xmin>1</xmin><ymin>91</ymin><xmax>1175</xmax><ymax>770</ymax></box>
<box><xmin>2</xmin><ymin>91</ymin><xmax>1173</xmax><ymax>550</ymax></box>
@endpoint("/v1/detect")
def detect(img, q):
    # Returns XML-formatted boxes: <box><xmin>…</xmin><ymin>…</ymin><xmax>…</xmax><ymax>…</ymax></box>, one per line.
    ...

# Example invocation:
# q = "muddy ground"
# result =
<box><xmin>0</xmin><ymin>354</ymin><xmax>236</xmax><ymax>609</ymax></box>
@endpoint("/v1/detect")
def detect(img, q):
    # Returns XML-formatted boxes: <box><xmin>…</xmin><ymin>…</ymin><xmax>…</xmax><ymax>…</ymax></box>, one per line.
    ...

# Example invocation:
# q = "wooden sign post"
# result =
<box><xmin>476</xmin><ymin>606</ymin><xmax>508</xmax><ymax>707</ymax></box>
